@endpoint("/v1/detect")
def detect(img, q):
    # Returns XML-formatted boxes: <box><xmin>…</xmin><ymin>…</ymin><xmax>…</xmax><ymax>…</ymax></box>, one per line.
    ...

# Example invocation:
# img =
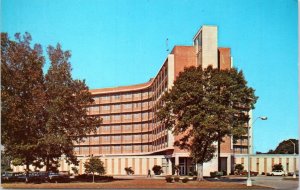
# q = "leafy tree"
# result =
<box><xmin>1</xmin><ymin>33</ymin><xmax>102</xmax><ymax>174</ymax></box>
<box><xmin>272</xmin><ymin>163</ymin><xmax>283</xmax><ymax>171</ymax></box>
<box><xmin>268</xmin><ymin>139</ymin><xmax>298</xmax><ymax>154</ymax></box>
<box><xmin>1</xmin><ymin>33</ymin><xmax>45</xmax><ymax>181</ymax></box>
<box><xmin>38</xmin><ymin>44</ymin><xmax>101</xmax><ymax>171</ymax></box>
<box><xmin>84</xmin><ymin>156</ymin><xmax>105</xmax><ymax>183</ymax></box>
<box><xmin>157</xmin><ymin>66</ymin><xmax>257</xmax><ymax>180</ymax></box>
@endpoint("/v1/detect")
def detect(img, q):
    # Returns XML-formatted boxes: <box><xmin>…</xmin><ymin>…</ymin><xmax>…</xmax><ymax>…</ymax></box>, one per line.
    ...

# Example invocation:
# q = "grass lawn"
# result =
<box><xmin>1</xmin><ymin>178</ymin><xmax>270</xmax><ymax>189</ymax></box>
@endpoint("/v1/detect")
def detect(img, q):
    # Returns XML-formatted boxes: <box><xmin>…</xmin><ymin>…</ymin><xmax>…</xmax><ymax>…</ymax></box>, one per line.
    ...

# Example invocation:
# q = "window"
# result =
<box><xmin>102</xmin><ymin>136</ymin><xmax>110</xmax><ymax>141</ymax></box>
<box><xmin>142</xmin><ymin>134</ymin><xmax>148</xmax><ymax>140</ymax></box>
<box><xmin>113</xmin><ymin>136</ymin><xmax>121</xmax><ymax>141</ymax></box>
<box><xmin>102</xmin><ymin>95</ymin><xmax>110</xmax><ymax>100</ymax></box>
<box><xmin>113</xmin><ymin>115</ymin><xmax>121</xmax><ymax>120</ymax></box>
<box><xmin>134</xmin><ymin>124</ymin><xmax>140</xmax><ymax>130</ymax></box>
<box><xmin>93</xmin><ymin>97</ymin><xmax>100</xmax><ymax>104</ymax></box>
<box><xmin>134</xmin><ymin>134</ymin><xmax>140</xmax><ymax>140</ymax></box>
<box><xmin>102</xmin><ymin>116</ymin><xmax>110</xmax><ymax>121</ymax></box>
<box><xmin>113</xmin><ymin>104</ymin><xmax>121</xmax><ymax>110</ymax></box>
<box><xmin>113</xmin><ymin>125</ymin><xmax>121</xmax><ymax>131</ymax></box>
<box><xmin>123</xmin><ymin>114</ymin><xmax>131</xmax><ymax>119</ymax></box>
<box><xmin>134</xmin><ymin>93</ymin><xmax>140</xmax><ymax>98</ymax></box>
<box><xmin>124</xmin><ymin>104</ymin><xmax>132</xmax><ymax>109</ymax></box>
<box><xmin>134</xmin><ymin>145</ymin><xmax>140</xmax><ymax>151</ymax></box>
<box><xmin>134</xmin><ymin>113</ymin><xmax>140</xmax><ymax>119</ymax></box>
<box><xmin>114</xmin><ymin>94</ymin><xmax>120</xmax><ymax>99</ymax></box>
<box><xmin>123</xmin><ymin>135</ymin><xmax>131</xmax><ymax>140</ymax></box>
<box><xmin>142</xmin><ymin>112</ymin><xmax>148</xmax><ymax>118</ymax></box>
<box><xmin>102</xmin><ymin>105</ymin><xmax>110</xmax><ymax>111</ymax></box>
<box><xmin>103</xmin><ymin>126</ymin><xmax>110</xmax><ymax>131</ymax></box>
<box><xmin>102</xmin><ymin>146</ymin><xmax>110</xmax><ymax>151</ymax></box>
<box><xmin>133</xmin><ymin>103</ymin><xmax>140</xmax><ymax>108</ymax></box>
<box><xmin>91</xmin><ymin>106</ymin><xmax>100</xmax><ymax>112</ymax></box>
<box><xmin>124</xmin><ymin>125</ymin><xmax>131</xmax><ymax>131</ymax></box>
<box><xmin>123</xmin><ymin>145</ymin><xmax>132</xmax><ymax>151</ymax></box>
<box><xmin>92</xmin><ymin>136</ymin><xmax>99</xmax><ymax>142</ymax></box>
<box><xmin>124</xmin><ymin>94</ymin><xmax>132</xmax><ymax>98</ymax></box>
<box><xmin>114</xmin><ymin>146</ymin><xmax>121</xmax><ymax>151</ymax></box>
<box><xmin>82</xmin><ymin>147</ymin><xmax>89</xmax><ymax>152</ymax></box>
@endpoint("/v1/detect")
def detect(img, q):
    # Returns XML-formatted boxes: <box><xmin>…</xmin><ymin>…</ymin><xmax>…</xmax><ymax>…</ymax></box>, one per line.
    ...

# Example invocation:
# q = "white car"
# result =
<box><xmin>270</xmin><ymin>170</ymin><xmax>285</xmax><ymax>176</ymax></box>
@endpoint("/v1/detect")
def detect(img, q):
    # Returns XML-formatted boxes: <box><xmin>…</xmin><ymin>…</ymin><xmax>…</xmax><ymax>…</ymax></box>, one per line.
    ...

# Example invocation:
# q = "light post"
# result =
<box><xmin>288</xmin><ymin>140</ymin><xmax>296</xmax><ymax>178</ymax></box>
<box><xmin>247</xmin><ymin>116</ymin><xmax>267</xmax><ymax>187</ymax></box>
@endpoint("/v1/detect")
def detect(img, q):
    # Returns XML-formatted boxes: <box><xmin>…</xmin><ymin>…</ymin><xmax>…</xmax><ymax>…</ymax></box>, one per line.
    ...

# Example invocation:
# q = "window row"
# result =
<box><xmin>101</xmin><ymin>112</ymin><xmax>152</xmax><ymax>121</ymax></box>
<box><xmin>80</xmin><ymin>134</ymin><xmax>151</xmax><ymax>143</ymax></box>
<box><xmin>74</xmin><ymin>144</ymin><xmax>151</xmax><ymax>154</ymax></box>
<box><xmin>88</xmin><ymin>102</ymin><xmax>153</xmax><ymax>113</ymax></box>
<box><xmin>92</xmin><ymin>91</ymin><xmax>153</xmax><ymax>103</ymax></box>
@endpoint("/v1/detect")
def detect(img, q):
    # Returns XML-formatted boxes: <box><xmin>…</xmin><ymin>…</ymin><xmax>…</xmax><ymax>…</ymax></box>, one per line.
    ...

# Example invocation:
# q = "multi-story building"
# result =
<box><xmin>14</xmin><ymin>25</ymin><xmax>282</xmax><ymax>176</ymax></box>
<box><xmin>72</xmin><ymin>25</ymin><xmax>241</xmax><ymax>176</ymax></box>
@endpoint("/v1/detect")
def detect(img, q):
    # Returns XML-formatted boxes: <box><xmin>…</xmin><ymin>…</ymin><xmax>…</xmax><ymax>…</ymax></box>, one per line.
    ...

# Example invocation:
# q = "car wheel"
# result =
<box><xmin>271</xmin><ymin>174</ymin><xmax>274</xmax><ymax>176</ymax></box>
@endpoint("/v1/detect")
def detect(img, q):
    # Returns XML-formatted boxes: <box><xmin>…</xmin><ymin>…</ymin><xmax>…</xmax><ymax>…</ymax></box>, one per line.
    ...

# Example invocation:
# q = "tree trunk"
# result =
<box><xmin>218</xmin><ymin>138</ymin><xmax>221</xmax><ymax>172</ymax></box>
<box><xmin>46</xmin><ymin>156</ymin><xmax>50</xmax><ymax>172</ymax></box>
<box><xmin>25</xmin><ymin>162</ymin><xmax>30</xmax><ymax>183</ymax></box>
<box><xmin>93</xmin><ymin>172</ymin><xmax>95</xmax><ymax>183</ymax></box>
<box><xmin>197</xmin><ymin>163</ymin><xmax>204</xmax><ymax>181</ymax></box>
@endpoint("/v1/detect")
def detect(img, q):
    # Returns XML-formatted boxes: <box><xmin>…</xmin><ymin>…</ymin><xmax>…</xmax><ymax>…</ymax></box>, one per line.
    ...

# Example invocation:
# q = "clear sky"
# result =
<box><xmin>2</xmin><ymin>0</ymin><xmax>298</xmax><ymax>153</ymax></box>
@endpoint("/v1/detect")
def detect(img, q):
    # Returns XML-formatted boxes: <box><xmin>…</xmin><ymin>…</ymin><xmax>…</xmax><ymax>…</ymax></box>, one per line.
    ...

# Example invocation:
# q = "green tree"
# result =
<box><xmin>84</xmin><ymin>156</ymin><xmax>105</xmax><ymax>183</ymax></box>
<box><xmin>268</xmin><ymin>139</ymin><xmax>298</xmax><ymax>154</ymax></box>
<box><xmin>39</xmin><ymin>44</ymin><xmax>102</xmax><ymax>171</ymax></box>
<box><xmin>1</xmin><ymin>33</ymin><xmax>45</xmax><ymax>182</ymax></box>
<box><xmin>157</xmin><ymin>66</ymin><xmax>257</xmax><ymax>180</ymax></box>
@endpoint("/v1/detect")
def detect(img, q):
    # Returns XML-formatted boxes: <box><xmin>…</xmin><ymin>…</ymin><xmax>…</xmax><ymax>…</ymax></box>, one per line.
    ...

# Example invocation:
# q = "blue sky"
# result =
<box><xmin>2</xmin><ymin>0</ymin><xmax>298</xmax><ymax>153</ymax></box>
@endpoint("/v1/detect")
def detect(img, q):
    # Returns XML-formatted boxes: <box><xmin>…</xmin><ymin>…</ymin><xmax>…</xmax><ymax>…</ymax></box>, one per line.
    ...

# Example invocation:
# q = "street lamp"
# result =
<box><xmin>288</xmin><ymin>140</ymin><xmax>297</xmax><ymax>178</ymax></box>
<box><xmin>247</xmin><ymin>116</ymin><xmax>268</xmax><ymax>187</ymax></box>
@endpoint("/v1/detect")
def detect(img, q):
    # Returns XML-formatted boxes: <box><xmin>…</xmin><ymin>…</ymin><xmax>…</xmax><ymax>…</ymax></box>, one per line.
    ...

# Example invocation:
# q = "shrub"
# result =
<box><xmin>165</xmin><ymin>175</ymin><xmax>173</xmax><ymax>183</ymax></box>
<box><xmin>174</xmin><ymin>176</ymin><xmax>180</xmax><ymax>182</ymax></box>
<box><xmin>193</xmin><ymin>176</ymin><xmax>197</xmax><ymax>180</ymax></box>
<box><xmin>124</xmin><ymin>167</ymin><xmax>134</xmax><ymax>175</ymax></box>
<box><xmin>272</xmin><ymin>163</ymin><xmax>283</xmax><ymax>171</ymax></box>
<box><xmin>182</xmin><ymin>177</ymin><xmax>189</xmax><ymax>183</ymax></box>
<box><xmin>234</xmin><ymin>164</ymin><xmax>244</xmax><ymax>174</ymax></box>
<box><xmin>210</xmin><ymin>171</ymin><xmax>223</xmax><ymax>178</ymax></box>
<box><xmin>261</xmin><ymin>172</ymin><xmax>265</xmax><ymax>175</ymax></box>
<box><xmin>152</xmin><ymin>165</ymin><xmax>163</xmax><ymax>175</ymax></box>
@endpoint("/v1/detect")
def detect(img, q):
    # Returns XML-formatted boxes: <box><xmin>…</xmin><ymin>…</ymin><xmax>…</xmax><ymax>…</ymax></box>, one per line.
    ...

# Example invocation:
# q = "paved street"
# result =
<box><xmin>251</xmin><ymin>176</ymin><xmax>299</xmax><ymax>189</ymax></box>
<box><xmin>225</xmin><ymin>176</ymin><xmax>299</xmax><ymax>189</ymax></box>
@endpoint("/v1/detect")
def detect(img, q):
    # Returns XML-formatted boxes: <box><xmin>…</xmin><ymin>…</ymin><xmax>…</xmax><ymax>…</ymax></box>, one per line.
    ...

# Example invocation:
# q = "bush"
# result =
<box><xmin>124</xmin><ymin>167</ymin><xmax>134</xmax><ymax>175</ymax></box>
<box><xmin>193</xmin><ymin>176</ymin><xmax>197</xmax><ymax>180</ymax></box>
<box><xmin>210</xmin><ymin>171</ymin><xmax>223</xmax><ymax>178</ymax></box>
<box><xmin>152</xmin><ymin>165</ymin><xmax>163</xmax><ymax>175</ymax></box>
<box><xmin>174</xmin><ymin>176</ymin><xmax>180</xmax><ymax>182</ymax></box>
<box><xmin>272</xmin><ymin>163</ymin><xmax>283</xmax><ymax>171</ymax></box>
<box><xmin>75</xmin><ymin>174</ymin><xmax>113</xmax><ymax>182</ymax></box>
<box><xmin>234</xmin><ymin>164</ymin><xmax>244</xmax><ymax>174</ymax></box>
<box><xmin>182</xmin><ymin>177</ymin><xmax>189</xmax><ymax>183</ymax></box>
<box><xmin>261</xmin><ymin>172</ymin><xmax>265</xmax><ymax>175</ymax></box>
<box><xmin>165</xmin><ymin>175</ymin><xmax>173</xmax><ymax>183</ymax></box>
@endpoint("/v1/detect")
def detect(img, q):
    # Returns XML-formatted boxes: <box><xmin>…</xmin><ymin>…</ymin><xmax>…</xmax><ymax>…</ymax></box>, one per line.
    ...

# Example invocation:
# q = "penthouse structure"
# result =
<box><xmin>70</xmin><ymin>25</ymin><xmax>248</xmax><ymax>176</ymax></box>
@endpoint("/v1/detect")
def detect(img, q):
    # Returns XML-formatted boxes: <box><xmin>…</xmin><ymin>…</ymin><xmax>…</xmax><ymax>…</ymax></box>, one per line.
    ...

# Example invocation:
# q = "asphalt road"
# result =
<box><xmin>251</xmin><ymin>176</ymin><xmax>299</xmax><ymax>189</ymax></box>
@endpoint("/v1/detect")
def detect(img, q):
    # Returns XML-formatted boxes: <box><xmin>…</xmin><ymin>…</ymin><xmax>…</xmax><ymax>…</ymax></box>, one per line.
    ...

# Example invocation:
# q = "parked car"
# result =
<box><xmin>1</xmin><ymin>172</ymin><xmax>24</xmax><ymax>182</ymax></box>
<box><xmin>270</xmin><ymin>170</ymin><xmax>286</xmax><ymax>176</ymax></box>
<box><xmin>47</xmin><ymin>172</ymin><xmax>70</xmax><ymax>183</ymax></box>
<box><xmin>287</xmin><ymin>170</ymin><xmax>299</xmax><ymax>176</ymax></box>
